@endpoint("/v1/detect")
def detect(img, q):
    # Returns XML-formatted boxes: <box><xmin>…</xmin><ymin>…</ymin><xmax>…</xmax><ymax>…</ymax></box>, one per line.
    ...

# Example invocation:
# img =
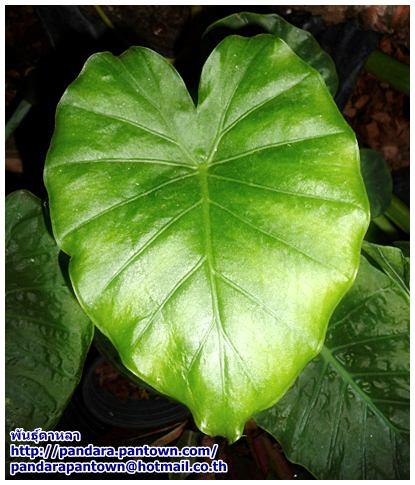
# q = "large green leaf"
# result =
<box><xmin>44</xmin><ymin>35</ymin><xmax>369</xmax><ymax>441</ymax></box>
<box><xmin>6</xmin><ymin>190</ymin><xmax>93</xmax><ymax>433</ymax></box>
<box><xmin>255</xmin><ymin>242</ymin><xmax>409</xmax><ymax>479</ymax></box>
<box><xmin>204</xmin><ymin>12</ymin><xmax>338</xmax><ymax>95</ymax></box>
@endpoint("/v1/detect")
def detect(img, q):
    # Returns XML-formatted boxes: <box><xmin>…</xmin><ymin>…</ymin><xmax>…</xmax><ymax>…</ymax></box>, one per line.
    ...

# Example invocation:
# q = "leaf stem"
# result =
<box><xmin>384</xmin><ymin>194</ymin><xmax>410</xmax><ymax>234</ymax></box>
<box><xmin>5</xmin><ymin>99</ymin><xmax>32</xmax><ymax>141</ymax></box>
<box><xmin>365</xmin><ymin>50</ymin><xmax>409</xmax><ymax>95</ymax></box>
<box><xmin>372</xmin><ymin>215</ymin><xmax>401</xmax><ymax>239</ymax></box>
<box><xmin>94</xmin><ymin>5</ymin><xmax>115</xmax><ymax>30</ymax></box>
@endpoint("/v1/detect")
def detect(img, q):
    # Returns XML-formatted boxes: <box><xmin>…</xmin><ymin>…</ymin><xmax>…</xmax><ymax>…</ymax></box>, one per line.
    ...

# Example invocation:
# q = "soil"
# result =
<box><xmin>344</xmin><ymin>34</ymin><xmax>409</xmax><ymax>171</ymax></box>
<box><xmin>280</xmin><ymin>6</ymin><xmax>410</xmax><ymax>45</ymax></box>
<box><xmin>92</xmin><ymin>5</ymin><xmax>191</xmax><ymax>57</ymax></box>
<box><xmin>95</xmin><ymin>360</ymin><xmax>156</xmax><ymax>402</ymax></box>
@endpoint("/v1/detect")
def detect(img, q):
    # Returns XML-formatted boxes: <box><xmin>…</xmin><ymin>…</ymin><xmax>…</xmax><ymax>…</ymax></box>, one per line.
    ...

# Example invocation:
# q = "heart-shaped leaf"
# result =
<box><xmin>6</xmin><ymin>190</ymin><xmax>93</xmax><ymax>433</ymax></box>
<box><xmin>204</xmin><ymin>12</ymin><xmax>338</xmax><ymax>96</ymax></box>
<box><xmin>44</xmin><ymin>35</ymin><xmax>369</xmax><ymax>441</ymax></box>
<box><xmin>255</xmin><ymin>242</ymin><xmax>409</xmax><ymax>479</ymax></box>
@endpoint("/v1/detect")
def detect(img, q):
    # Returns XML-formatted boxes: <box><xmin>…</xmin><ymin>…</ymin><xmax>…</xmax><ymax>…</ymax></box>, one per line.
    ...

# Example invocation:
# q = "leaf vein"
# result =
<box><xmin>198</xmin><ymin>172</ymin><xmax>226</xmax><ymax>404</ymax></box>
<box><xmin>330</xmin><ymin>286</ymin><xmax>393</xmax><ymax>331</ymax></box>
<box><xmin>49</xmin><ymin>158</ymin><xmax>195</xmax><ymax>171</ymax></box>
<box><xmin>320</xmin><ymin>347</ymin><xmax>406</xmax><ymax>435</ymax></box>
<box><xmin>330</xmin><ymin>332</ymin><xmax>408</xmax><ymax>353</ymax></box>
<box><xmin>220</xmin><ymin>326</ymin><xmax>259</xmax><ymax>393</ymax></box>
<box><xmin>294</xmin><ymin>362</ymin><xmax>328</xmax><ymax>442</ymax></box>
<box><xmin>210</xmin><ymin>199</ymin><xmax>348</xmax><ymax>280</ymax></box>
<box><xmin>61</xmin><ymin>173</ymin><xmax>196</xmax><ymax>241</ymax></box>
<box><xmin>327</xmin><ymin>382</ymin><xmax>346</xmax><ymax>473</ymax></box>
<box><xmin>220</xmin><ymin>72</ymin><xmax>312</xmax><ymax>138</ymax></box>
<box><xmin>208</xmin><ymin>41</ymin><xmax>270</xmax><ymax>159</ymax></box>
<box><xmin>372</xmin><ymin>398</ymin><xmax>409</xmax><ymax>406</ymax></box>
<box><xmin>209</xmin><ymin>173</ymin><xmax>361</xmax><ymax>210</ymax></box>
<box><xmin>352</xmin><ymin>371</ymin><xmax>408</xmax><ymax>378</ymax></box>
<box><xmin>66</xmin><ymin>103</ymin><xmax>178</xmax><ymax>146</ymax></box>
<box><xmin>215</xmin><ymin>271</ymin><xmax>316</xmax><ymax>351</ymax></box>
<box><xmin>132</xmin><ymin>257</ymin><xmax>206</xmax><ymax>347</ymax></box>
<box><xmin>102</xmin><ymin>199</ymin><xmax>202</xmax><ymax>292</ymax></box>
<box><xmin>210</xmin><ymin>131</ymin><xmax>345</xmax><ymax>168</ymax></box>
<box><xmin>375</xmin><ymin>247</ymin><xmax>409</xmax><ymax>297</ymax></box>
<box><xmin>5</xmin><ymin>312</ymin><xmax>76</xmax><ymax>336</ymax></box>
<box><xmin>136</xmin><ymin>51</ymin><xmax>198</xmax><ymax>166</ymax></box>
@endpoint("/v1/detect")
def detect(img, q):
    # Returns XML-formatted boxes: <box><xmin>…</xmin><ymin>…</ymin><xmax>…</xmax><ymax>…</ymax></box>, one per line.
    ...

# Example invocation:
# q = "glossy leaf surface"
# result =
<box><xmin>6</xmin><ymin>191</ymin><xmax>93</xmax><ymax>433</ymax></box>
<box><xmin>205</xmin><ymin>12</ymin><xmax>338</xmax><ymax>95</ymax></box>
<box><xmin>256</xmin><ymin>242</ymin><xmax>409</xmax><ymax>479</ymax></box>
<box><xmin>360</xmin><ymin>148</ymin><xmax>393</xmax><ymax>218</ymax></box>
<box><xmin>44</xmin><ymin>35</ymin><xmax>369</xmax><ymax>441</ymax></box>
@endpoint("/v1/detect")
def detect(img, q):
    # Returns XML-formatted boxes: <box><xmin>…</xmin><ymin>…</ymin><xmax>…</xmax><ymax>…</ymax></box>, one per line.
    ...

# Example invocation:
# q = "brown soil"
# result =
<box><xmin>343</xmin><ymin>34</ymin><xmax>409</xmax><ymax>171</ymax></box>
<box><xmin>95</xmin><ymin>360</ymin><xmax>155</xmax><ymax>401</ymax></box>
<box><xmin>84</xmin><ymin>5</ymin><xmax>191</xmax><ymax>57</ymax></box>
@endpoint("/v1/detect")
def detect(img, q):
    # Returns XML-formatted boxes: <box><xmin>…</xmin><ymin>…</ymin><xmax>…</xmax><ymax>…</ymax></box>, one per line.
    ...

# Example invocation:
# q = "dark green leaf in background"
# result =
<box><xmin>204</xmin><ymin>12</ymin><xmax>338</xmax><ymax>96</ymax></box>
<box><xmin>393</xmin><ymin>240</ymin><xmax>410</xmax><ymax>258</ymax></box>
<box><xmin>385</xmin><ymin>194</ymin><xmax>410</xmax><ymax>235</ymax></box>
<box><xmin>44</xmin><ymin>35</ymin><xmax>369</xmax><ymax>441</ymax></box>
<box><xmin>6</xmin><ymin>190</ymin><xmax>93</xmax><ymax>434</ymax></box>
<box><xmin>360</xmin><ymin>148</ymin><xmax>393</xmax><ymax>219</ymax></box>
<box><xmin>255</xmin><ymin>242</ymin><xmax>409</xmax><ymax>479</ymax></box>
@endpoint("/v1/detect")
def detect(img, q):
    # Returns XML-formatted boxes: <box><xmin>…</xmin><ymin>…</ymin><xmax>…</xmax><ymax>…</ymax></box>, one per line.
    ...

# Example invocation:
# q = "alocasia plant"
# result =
<box><xmin>6</xmin><ymin>190</ymin><xmax>93</xmax><ymax>434</ymax></box>
<box><xmin>44</xmin><ymin>34</ymin><xmax>370</xmax><ymax>441</ymax></box>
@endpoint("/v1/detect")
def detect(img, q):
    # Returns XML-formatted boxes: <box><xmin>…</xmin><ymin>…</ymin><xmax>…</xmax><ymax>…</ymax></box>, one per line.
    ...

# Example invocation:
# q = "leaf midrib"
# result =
<box><xmin>190</xmin><ymin>54</ymin><xmax>351</xmax><ymax>386</ymax></box>
<box><xmin>198</xmin><ymin>165</ymin><xmax>226</xmax><ymax>399</ymax></box>
<box><xmin>320</xmin><ymin>346</ymin><xmax>408</xmax><ymax>435</ymax></box>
